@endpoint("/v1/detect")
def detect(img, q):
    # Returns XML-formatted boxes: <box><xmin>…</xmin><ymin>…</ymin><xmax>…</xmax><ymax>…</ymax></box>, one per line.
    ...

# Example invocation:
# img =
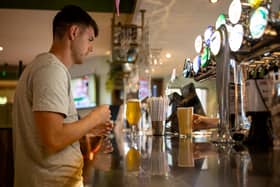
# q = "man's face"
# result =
<box><xmin>71</xmin><ymin>25</ymin><xmax>95</xmax><ymax>64</ymax></box>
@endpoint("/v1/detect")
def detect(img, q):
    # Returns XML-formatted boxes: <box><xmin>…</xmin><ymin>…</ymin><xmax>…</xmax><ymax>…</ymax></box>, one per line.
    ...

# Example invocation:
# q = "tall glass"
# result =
<box><xmin>80</xmin><ymin>135</ymin><xmax>104</xmax><ymax>160</ymax></box>
<box><xmin>177</xmin><ymin>107</ymin><xmax>193</xmax><ymax>138</ymax></box>
<box><xmin>126</xmin><ymin>99</ymin><xmax>141</xmax><ymax>135</ymax></box>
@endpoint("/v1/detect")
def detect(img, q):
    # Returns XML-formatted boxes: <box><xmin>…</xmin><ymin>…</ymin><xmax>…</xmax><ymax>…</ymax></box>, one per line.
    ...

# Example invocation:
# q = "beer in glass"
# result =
<box><xmin>177</xmin><ymin>107</ymin><xmax>193</xmax><ymax>137</ymax></box>
<box><xmin>126</xmin><ymin>99</ymin><xmax>141</xmax><ymax>134</ymax></box>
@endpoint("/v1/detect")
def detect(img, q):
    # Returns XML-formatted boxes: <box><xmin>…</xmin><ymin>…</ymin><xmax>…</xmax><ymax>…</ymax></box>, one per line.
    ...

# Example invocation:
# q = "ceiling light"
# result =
<box><xmin>105</xmin><ymin>50</ymin><xmax>111</xmax><ymax>55</ymax></box>
<box><xmin>153</xmin><ymin>59</ymin><xmax>158</xmax><ymax>65</ymax></box>
<box><xmin>151</xmin><ymin>68</ymin><xmax>155</xmax><ymax>72</ymax></box>
<box><xmin>0</xmin><ymin>46</ymin><xmax>3</xmax><ymax>51</ymax></box>
<box><xmin>165</xmin><ymin>53</ymin><xmax>171</xmax><ymax>58</ymax></box>
<box><xmin>0</xmin><ymin>97</ymin><xmax>7</xmax><ymax>105</ymax></box>
<box><xmin>209</xmin><ymin>0</ymin><xmax>219</xmax><ymax>3</ymax></box>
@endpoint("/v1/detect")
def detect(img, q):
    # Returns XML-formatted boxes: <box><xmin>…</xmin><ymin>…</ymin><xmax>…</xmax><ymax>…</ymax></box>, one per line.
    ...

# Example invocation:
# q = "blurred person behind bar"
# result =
<box><xmin>12</xmin><ymin>5</ymin><xmax>112</xmax><ymax>187</ymax></box>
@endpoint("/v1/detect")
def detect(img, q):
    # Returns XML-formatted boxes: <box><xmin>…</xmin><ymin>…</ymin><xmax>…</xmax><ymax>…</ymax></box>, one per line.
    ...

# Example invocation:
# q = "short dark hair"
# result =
<box><xmin>53</xmin><ymin>5</ymin><xmax>99</xmax><ymax>39</ymax></box>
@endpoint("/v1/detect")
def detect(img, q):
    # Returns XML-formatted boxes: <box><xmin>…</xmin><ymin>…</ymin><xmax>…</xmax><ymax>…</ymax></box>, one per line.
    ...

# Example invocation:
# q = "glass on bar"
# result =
<box><xmin>177</xmin><ymin>107</ymin><xmax>193</xmax><ymax>138</ymax></box>
<box><xmin>126</xmin><ymin>99</ymin><xmax>141</xmax><ymax>135</ymax></box>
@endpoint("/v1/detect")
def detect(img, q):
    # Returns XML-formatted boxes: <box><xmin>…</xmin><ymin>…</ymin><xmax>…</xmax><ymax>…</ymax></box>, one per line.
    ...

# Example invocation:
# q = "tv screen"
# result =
<box><xmin>71</xmin><ymin>74</ymin><xmax>96</xmax><ymax>109</ymax></box>
<box><xmin>139</xmin><ymin>78</ymin><xmax>150</xmax><ymax>100</ymax></box>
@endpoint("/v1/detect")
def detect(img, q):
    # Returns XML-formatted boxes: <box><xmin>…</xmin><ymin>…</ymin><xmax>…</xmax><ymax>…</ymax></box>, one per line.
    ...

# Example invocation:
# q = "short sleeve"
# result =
<box><xmin>32</xmin><ymin>64</ymin><xmax>69</xmax><ymax>117</ymax></box>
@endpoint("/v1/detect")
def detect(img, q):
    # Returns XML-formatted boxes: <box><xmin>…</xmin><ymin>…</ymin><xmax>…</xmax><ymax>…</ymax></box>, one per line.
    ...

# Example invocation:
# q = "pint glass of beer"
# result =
<box><xmin>177</xmin><ymin>107</ymin><xmax>193</xmax><ymax>137</ymax></box>
<box><xmin>126</xmin><ymin>99</ymin><xmax>141</xmax><ymax>134</ymax></box>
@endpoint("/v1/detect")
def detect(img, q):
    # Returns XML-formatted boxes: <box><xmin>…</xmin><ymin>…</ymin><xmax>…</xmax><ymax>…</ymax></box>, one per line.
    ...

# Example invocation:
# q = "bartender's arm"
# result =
<box><xmin>193</xmin><ymin>114</ymin><xmax>219</xmax><ymax>130</ymax></box>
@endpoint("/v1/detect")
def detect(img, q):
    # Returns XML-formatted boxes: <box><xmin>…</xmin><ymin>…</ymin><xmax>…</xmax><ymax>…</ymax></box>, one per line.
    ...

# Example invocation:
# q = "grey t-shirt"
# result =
<box><xmin>13</xmin><ymin>53</ymin><xmax>83</xmax><ymax>187</ymax></box>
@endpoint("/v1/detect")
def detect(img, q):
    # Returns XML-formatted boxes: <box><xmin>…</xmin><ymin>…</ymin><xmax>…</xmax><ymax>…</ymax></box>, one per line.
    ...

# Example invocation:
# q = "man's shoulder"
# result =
<box><xmin>33</xmin><ymin>53</ymin><xmax>61</xmax><ymax>66</ymax></box>
<box><xmin>30</xmin><ymin>53</ymin><xmax>67</xmax><ymax>73</ymax></box>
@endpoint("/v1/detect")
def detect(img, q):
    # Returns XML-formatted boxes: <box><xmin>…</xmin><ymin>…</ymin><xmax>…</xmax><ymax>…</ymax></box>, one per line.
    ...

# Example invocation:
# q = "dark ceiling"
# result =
<box><xmin>0</xmin><ymin>0</ymin><xmax>137</xmax><ymax>13</ymax></box>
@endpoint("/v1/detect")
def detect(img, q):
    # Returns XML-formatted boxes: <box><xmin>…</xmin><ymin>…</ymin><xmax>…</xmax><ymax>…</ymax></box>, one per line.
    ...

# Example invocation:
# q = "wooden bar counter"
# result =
<box><xmin>82</xmin><ymin>129</ymin><xmax>280</xmax><ymax>187</ymax></box>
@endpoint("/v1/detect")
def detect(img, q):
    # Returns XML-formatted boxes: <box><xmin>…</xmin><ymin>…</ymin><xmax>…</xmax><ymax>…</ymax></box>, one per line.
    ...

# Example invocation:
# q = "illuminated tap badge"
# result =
<box><xmin>229</xmin><ymin>24</ymin><xmax>244</xmax><ymax>52</ymax></box>
<box><xmin>193</xmin><ymin>55</ymin><xmax>201</xmax><ymax>75</ymax></box>
<box><xmin>204</xmin><ymin>26</ymin><xmax>214</xmax><ymax>46</ymax></box>
<box><xmin>248</xmin><ymin>0</ymin><xmax>263</xmax><ymax>8</ymax></box>
<box><xmin>249</xmin><ymin>7</ymin><xmax>268</xmax><ymax>39</ymax></box>
<box><xmin>201</xmin><ymin>47</ymin><xmax>210</xmax><ymax>67</ymax></box>
<box><xmin>210</xmin><ymin>30</ymin><xmax>222</xmax><ymax>56</ymax></box>
<box><xmin>215</xmin><ymin>14</ymin><xmax>226</xmax><ymax>29</ymax></box>
<box><xmin>228</xmin><ymin>0</ymin><xmax>242</xmax><ymax>24</ymax></box>
<box><xmin>194</xmin><ymin>35</ymin><xmax>203</xmax><ymax>54</ymax></box>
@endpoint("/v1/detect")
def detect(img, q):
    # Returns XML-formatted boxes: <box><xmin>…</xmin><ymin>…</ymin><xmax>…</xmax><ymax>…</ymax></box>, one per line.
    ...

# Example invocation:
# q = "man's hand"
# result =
<box><xmin>34</xmin><ymin>105</ymin><xmax>112</xmax><ymax>154</ymax></box>
<box><xmin>89</xmin><ymin>121</ymin><xmax>113</xmax><ymax>136</ymax></box>
<box><xmin>87</xmin><ymin>105</ymin><xmax>111</xmax><ymax>128</ymax></box>
<box><xmin>193</xmin><ymin>114</ymin><xmax>219</xmax><ymax>131</ymax></box>
<box><xmin>99</xmin><ymin>136</ymin><xmax>114</xmax><ymax>154</ymax></box>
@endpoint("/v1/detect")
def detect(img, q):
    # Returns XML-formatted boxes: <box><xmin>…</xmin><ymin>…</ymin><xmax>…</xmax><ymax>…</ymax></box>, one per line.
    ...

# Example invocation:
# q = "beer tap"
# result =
<box><xmin>231</xmin><ymin>59</ymin><xmax>251</xmax><ymax>142</ymax></box>
<box><xmin>213</xmin><ymin>24</ymin><xmax>234</xmax><ymax>143</ymax></box>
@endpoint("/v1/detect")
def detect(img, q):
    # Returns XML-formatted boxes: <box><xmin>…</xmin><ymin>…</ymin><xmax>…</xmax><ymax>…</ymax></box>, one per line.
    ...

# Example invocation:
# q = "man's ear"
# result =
<box><xmin>68</xmin><ymin>25</ymin><xmax>79</xmax><ymax>40</ymax></box>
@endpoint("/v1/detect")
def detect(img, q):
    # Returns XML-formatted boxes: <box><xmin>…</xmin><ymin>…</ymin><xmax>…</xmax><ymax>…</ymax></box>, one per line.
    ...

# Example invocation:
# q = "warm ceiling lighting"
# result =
<box><xmin>145</xmin><ymin>69</ymin><xmax>150</xmax><ymax>74</ymax></box>
<box><xmin>0</xmin><ymin>46</ymin><xmax>3</xmax><ymax>51</ymax></box>
<box><xmin>153</xmin><ymin>59</ymin><xmax>158</xmax><ymax>65</ymax></box>
<box><xmin>0</xmin><ymin>97</ymin><xmax>7</xmax><ymax>105</ymax></box>
<box><xmin>210</xmin><ymin>0</ymin><xmax>219</xmax><ymax>3</ymax></box>
<box><xmin>165</xmin><ymin>53</ymin><xmax>171</xmax><ymax>58</ymax></box>
<box><xmin>105</xmin><ymin>50</ymin><xmax>111</xmax><ymax>55</ymax></box>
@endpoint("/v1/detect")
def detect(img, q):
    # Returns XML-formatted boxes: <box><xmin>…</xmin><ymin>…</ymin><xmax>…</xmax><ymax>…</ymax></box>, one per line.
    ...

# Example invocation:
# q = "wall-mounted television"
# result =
<box><xmin>71</xmin><ymin>74</ymin><xmax>96</xmax><ymax>109</ymax></box>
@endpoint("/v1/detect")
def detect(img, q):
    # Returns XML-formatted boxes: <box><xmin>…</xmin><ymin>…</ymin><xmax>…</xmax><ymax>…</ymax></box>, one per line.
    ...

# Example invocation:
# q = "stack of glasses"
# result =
<box><xmin>147</xmin><ymin>97</ymin><xmax>169</xmax><ymax>135</ymax></box>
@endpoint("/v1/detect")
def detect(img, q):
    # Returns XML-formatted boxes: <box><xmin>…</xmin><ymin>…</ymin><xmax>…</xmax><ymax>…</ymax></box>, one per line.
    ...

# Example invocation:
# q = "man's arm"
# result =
<box><xmin>34</xmin><ymin>105</ymin><xmax>111</xmax><ymax>154</ymax></box>
<box><xmin>193</xmin><ymin>114</ymin><xmax>219</xmax><ymax>131</ymax></box>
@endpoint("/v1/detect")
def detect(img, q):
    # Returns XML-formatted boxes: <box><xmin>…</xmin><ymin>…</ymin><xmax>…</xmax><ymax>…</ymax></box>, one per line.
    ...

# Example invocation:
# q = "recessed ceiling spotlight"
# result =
<box><xmin>209</xmin><ymin>0</ymin><xmax>219</xmax><ymax>3</ymax></box>
<box><xmin>151</xmin><ymin>68</ymin><xmax>155</xmax><ymax>72</ymax></box>
<box><xmin>153</xmin><ymin>59</ymin><xmax>158</xmax><ymax>65</ymax></box>
<box><xmin>0</xmin><ymin>96</ymin><xmax>8</xmax><ymax>105</ymax></box>
<box><xmin>105</xmin><ymin>50</ymin><xmax>111</xmax><ymax>55</ymax></box>
<box><xmin>165</xmin><ymin>53</ymin><xmax>171</xmax><ymax>58</ymax></box>
<box><xmin>0</xmin><ymin>46</ymin><xmax>3</xmax><ymax>51</ymax></box>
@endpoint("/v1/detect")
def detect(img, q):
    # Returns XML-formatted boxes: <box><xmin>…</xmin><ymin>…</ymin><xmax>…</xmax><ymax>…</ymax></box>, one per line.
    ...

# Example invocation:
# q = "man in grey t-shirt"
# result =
<box><xmin>13</xmin><ymin>5</ymin><xmax>112</xmax><ymax>187</ymax></box>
